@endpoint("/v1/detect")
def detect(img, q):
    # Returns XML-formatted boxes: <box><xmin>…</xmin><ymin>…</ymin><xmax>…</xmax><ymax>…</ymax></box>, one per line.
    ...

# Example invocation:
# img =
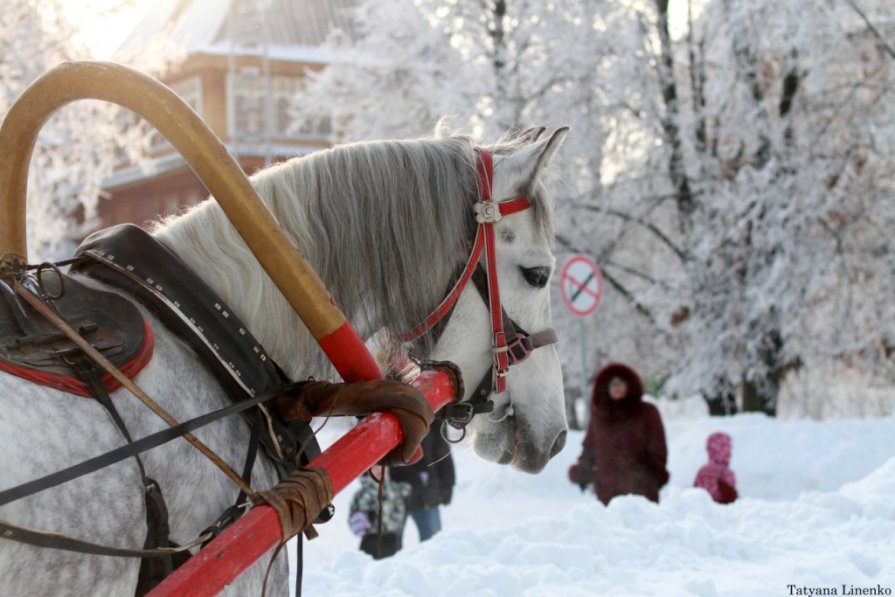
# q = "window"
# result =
<box><xmin>273</xmin><ymin>76</ymin><xmax>301</xmax><ymax>137</ymax></box>
<box><xmin>230</xmin><ymin>67</ymin><xmax>265</xmax><ymax>140</ymax></box>
<box><xmin>230</xmin><ymin>72</ymin><xmax>333</xmax><ymax>142</ymax></box>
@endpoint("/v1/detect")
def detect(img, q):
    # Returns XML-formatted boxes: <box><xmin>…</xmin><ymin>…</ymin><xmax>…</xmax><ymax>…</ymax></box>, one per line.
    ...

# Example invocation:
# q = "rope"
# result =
<box><xmin>253</xmin><ymin>467</ymin><xmax>333</xmax><ymax>542</ymax></box>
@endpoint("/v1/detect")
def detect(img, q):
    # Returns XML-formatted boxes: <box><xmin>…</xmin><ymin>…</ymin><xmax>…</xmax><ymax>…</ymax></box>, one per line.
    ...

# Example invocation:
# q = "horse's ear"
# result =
<box><xmin>516</xmin><ymin>126</ymin><xmax>547</xmax><ymax>143</ymax></box>
<box><xmin>497</xmin><ymin>126</ymin><xmax>569</xmax><ymax>190</ymax></box>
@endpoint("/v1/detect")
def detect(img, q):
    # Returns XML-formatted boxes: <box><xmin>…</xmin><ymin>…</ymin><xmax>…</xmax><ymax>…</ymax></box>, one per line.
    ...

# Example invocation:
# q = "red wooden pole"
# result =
<box><xmin>148</xmin><ymin>369</ymin><xmax>457</xmax><ymax>597</ymax></box>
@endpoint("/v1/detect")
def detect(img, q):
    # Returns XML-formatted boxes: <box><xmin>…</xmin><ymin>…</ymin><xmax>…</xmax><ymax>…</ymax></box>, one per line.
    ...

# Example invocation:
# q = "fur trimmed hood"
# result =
<box><xmin>591</xmin><ymin>362</ymin><xmax>644</xmax><ymax>416</ymax></box>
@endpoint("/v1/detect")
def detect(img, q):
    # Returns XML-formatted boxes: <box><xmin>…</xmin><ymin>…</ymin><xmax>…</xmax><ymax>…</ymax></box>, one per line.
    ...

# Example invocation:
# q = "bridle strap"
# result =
<box><xmin>398</xmin><ymin>206</ymin><xmax>530</xmax><ymax>343</ymax></box>
<box><xmin>472</xmin><ymin>149</ymin><xmax>538</xmax><ymax>394</ymax></box>
<box><xmin>400</xmin><ymin>148</ymin><xmax>556</xmax><ymax>427</ymax></box>
<box><xmin>476</xmin><ymin>146</ymin><xmax>493</xmax><ymax>200</ymax></box>
<box><xmin>399</xmin><ymin>149</ymin><xmax>531</xmax><ymax>344</ymax></box>
<box><xmin>484</xmin><ymin>249</ymin><xmax>506</xmax><ymax>386</ymax></box>
<box><xmin>466</xmin><ymin>266</ymin><xmax>558</xmax><ymax>409</ymax></box>
<box><xmin>399</xmin><ymin>226</ymin><xmax>485</xmax><ymax>342</ymax></box>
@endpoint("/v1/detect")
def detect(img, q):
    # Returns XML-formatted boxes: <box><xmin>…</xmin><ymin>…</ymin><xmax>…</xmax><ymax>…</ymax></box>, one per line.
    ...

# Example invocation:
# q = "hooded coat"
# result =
<box><xmin>389</xmin><ymin>422</ymin><xmax>455</xmax><ymax>511</ymax></box>
<box><xmin>693</xmin><ymin>432</ymin><xmax>738</xmax><ymax>504</ymax></box>
<box><xmin>568</xmin><ymin>363</ymin><xmax>670</xmax><ymax>504</ymax></box>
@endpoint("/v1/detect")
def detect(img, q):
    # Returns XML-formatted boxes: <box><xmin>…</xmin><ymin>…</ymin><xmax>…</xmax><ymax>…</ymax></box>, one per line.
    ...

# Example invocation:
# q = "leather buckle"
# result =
<box><xmin>506</xmin><ymin>333</ymin><xmax>534</xmax><ymax>365</ymax></box>
<box><xmin>441</xmin><ymin>399</ymin><xmax>494</xmax><ymax>430</ymax></box>
<box><xmin>442</xmin><ymin>402</ymin><xmax>475</xmax><ymax>425</ymax></box>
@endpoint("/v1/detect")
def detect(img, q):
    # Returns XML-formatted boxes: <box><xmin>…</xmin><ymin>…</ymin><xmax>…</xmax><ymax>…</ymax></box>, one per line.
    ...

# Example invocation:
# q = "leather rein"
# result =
<box><xmin>399</xmin><ymin>148</ymin><xmax>558</xmax><ymax>429</ymax></box>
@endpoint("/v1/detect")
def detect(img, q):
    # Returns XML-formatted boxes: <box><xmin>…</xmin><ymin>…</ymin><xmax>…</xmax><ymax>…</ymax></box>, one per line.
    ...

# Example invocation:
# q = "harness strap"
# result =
<box><xmin>0</xmin><ymin>381</ymin><xmax>300</xmax><ymax>587</ymax></box>
<box><xmin>459</xmin><ymin>266</ymin><xmax>559</xmax><ymax>427</ymax></box>
<box><xmin>72</xmin><ymin>225</ymin><xmax>321</xmax><ymax>474</ymax></box>
<box><xmin>399</xmin><ymin>226</ymin><xmax>485</xmax><ymax>342</ymax></box>
<box><xmin>199</xmin><ymin>409</ymin><xmax>264</xmax><ymax>547</ymax></box>
<box><xmin>0</xmin><ymin>519</ymin><xmax>209</xmax><ymax>559</ymax></box>
<box><xmin>398</xmin><ymin>150</ymin><xmax>530</xmax><ymax>345</ymax></box>
<box><xmin>12</xmin><ymin>279</ymin><xmax>254</xmax><ymax>498</ymax></box>
<box><xmin>71</xmin><ymin>355</ymin><xmax>187</xmax><ymax>591</ymax></box>
<box><xmin>136</xmin><ymin>480</ymin><xmax>193</xmax><ymax>596</ymax></box>
<box><xmin>3</xmin><ymin>351</ymin><xmax>199</xmax><ymax>569</ymax></box>
<box><xmin>0</xmin><ymin>380</ymin><xmax>307</xmax><ymax>509</ymax></box>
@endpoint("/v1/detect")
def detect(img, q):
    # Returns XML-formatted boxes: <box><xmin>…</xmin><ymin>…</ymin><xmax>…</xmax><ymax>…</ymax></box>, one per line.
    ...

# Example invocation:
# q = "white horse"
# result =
<box><xmin>0</xmin><ymin>126</ymin><xmax>568</xmax><ymax>595</ymax></box>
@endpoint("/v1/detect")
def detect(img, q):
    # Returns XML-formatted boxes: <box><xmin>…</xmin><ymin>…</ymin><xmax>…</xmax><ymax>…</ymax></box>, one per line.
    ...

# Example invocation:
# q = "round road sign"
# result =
<box><xmin>560</xmin><ymin>255</ymin><xmax>602</xmax><ymax>317</ymax></box>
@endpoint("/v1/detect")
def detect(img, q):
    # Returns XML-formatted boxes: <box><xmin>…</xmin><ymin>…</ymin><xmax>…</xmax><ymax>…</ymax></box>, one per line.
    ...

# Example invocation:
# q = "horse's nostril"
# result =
<box><xmin>549</xmin><ymin>429</ymin><xmax>567</xmax><ymax>458</ymax></box>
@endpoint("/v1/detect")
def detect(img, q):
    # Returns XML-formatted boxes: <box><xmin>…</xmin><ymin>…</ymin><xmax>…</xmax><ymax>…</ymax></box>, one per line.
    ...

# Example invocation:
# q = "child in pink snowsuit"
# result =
<box><xmin>693</xmin><ymin>432</ymin><xmax>738</xmax><ymax>504</ymax></box>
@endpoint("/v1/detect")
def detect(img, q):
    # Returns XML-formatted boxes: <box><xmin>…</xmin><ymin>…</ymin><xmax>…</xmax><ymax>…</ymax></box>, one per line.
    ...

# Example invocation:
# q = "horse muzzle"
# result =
<box><xmin>471</xmin><ymin>408</ymin><xmax>567</xmax><ymax>474</ymax></box>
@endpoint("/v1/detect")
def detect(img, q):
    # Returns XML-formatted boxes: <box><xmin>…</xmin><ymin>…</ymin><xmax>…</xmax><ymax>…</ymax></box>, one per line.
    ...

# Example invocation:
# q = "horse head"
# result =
<box><xmin>427</xmin><ymin>127</ymin><xmax>569</xmax><ymax>474</ymax></box>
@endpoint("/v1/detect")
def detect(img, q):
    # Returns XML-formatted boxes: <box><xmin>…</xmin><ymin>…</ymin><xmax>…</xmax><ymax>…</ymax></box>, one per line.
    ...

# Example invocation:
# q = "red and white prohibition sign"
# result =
<box><xmin>560</xmin><ymin>255</ymin><xmax>603</xmax><ymax>317</ymax></box>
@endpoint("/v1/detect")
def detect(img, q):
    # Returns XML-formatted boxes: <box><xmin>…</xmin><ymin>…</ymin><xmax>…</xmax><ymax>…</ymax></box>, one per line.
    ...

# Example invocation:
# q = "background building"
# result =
<box><xmin>101</xmin><ymin>0</ymin><xmax>355</xmax><ymax>228</ymax></box>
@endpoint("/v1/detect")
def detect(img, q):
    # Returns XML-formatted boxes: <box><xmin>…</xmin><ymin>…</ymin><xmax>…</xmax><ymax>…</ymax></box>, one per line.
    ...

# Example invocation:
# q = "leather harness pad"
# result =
<box><xmin>0</xmin><ymin>271</ymin><xmax>152</xmax><ymax>397</ymax></box>
<box><xmin>72</xmin><ymin>224</ymin><xmax>284</xmax><ymax>399</ymax></box>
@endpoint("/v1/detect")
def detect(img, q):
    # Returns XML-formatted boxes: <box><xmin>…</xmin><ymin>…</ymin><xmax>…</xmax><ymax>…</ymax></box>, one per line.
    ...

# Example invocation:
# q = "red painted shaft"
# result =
<box><xmin>318</xmin><ymin>321</ymin><xmax>385</xmax><ymax>384</ymax></box>
<box><xmin>148</xmin><ymin>369</ymin><xmax>456</xmax><ymax>597</ymax></box>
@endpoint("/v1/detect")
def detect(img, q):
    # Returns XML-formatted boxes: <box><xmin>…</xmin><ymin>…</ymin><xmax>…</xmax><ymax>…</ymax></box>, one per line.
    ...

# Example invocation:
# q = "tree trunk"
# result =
<box><xmin>703</xmin><ymin>374</ymin><xmax>739</xmax><ymax>416</ymax></box>
<box><xmin>741</xmin><ymin>376</ymin><xmax>777</xmax><ymax>416</ymax></box>
<box><xmin>740</xmin><ymin>328</ymin><xmax>787</xmax><ymax>416</ymax></box>
<box><xmin>565</xmin><ymin>387</ymin><xmax>583</xmax><ymax>430</ymax></box>
<box><xmin>654</xmin><ymin>0</ymin><xmax>696</xmax><ymax>229</ymax></box>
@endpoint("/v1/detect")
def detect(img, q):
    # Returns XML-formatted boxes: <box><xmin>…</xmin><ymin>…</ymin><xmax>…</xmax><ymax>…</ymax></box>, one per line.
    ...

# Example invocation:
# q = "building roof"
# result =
<box><xmin>119</xmin><ymin>0</ymin><xmax>357</xmax><ymax>61</ymax></box>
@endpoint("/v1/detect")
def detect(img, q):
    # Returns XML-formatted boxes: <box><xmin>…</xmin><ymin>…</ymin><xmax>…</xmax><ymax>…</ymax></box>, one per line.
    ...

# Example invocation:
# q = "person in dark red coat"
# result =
<box><xmin>568</xmin><ymin>362</ymin><xmax>670</xmax><ymax>504</ymax></box>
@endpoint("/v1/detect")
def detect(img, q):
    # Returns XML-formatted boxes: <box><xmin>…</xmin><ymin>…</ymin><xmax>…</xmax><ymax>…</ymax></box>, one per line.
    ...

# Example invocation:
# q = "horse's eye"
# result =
<box><xmin>520</xmin><ymin>266</ymin><xmax>550</xmax><ymax>288</ymax></box>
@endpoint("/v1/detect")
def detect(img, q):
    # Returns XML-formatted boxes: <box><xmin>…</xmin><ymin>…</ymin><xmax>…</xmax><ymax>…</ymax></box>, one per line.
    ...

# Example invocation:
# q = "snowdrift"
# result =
<box><xmin>300</xmin><ymin>402</ymin><xmax>895</xmax><ymax>596</ymax></box>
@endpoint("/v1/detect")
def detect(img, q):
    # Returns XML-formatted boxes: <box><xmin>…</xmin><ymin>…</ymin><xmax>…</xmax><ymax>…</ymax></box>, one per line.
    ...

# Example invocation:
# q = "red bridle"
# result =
<box><xmin>400</xmin><ymin>148</ymin><xmax>557</xmax><ymax>403</ymax></box>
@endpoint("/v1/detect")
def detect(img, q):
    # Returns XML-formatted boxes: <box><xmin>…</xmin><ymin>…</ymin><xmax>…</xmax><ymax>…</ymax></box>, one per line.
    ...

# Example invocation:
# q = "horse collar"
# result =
<box><xmin>400</xmin><ymin>147</ymin><xmax>557</xmax><ymax>408</ymax></box>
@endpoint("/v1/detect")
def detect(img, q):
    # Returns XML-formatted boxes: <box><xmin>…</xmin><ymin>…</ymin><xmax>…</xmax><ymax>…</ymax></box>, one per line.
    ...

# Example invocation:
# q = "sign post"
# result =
<box><xmin>560</xmin><ymin>255</ymin><xmax>603</xmax><ymax>423</ymax></box>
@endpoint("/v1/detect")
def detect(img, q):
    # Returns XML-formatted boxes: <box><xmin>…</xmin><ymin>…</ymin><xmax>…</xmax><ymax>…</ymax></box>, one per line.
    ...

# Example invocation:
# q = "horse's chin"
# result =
<box><xmin>470</xmin><ymin>417</ymin><xmax>554</xmax><ymax>474</ymax></box>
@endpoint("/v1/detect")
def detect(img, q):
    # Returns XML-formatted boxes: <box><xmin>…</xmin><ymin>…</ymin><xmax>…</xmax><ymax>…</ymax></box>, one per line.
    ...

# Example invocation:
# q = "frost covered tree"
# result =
<box><xmin>0</xmin><ymin>0</ymin><xmax>174</xmax><ymax>260</ymax></box>
<box><xmin>568</xmin><ymin>0</ymin><xmax>895</xmax><ymax>415</ymax></box>
<box><xmin>296</xmin><ymin>1</ymin><xmax>608</xmax><ymax>141</ymax></box>
<box><xmin>293</xmin><ymin>0</ymin><xmax>895</xmax><ymax>416</ymax></box>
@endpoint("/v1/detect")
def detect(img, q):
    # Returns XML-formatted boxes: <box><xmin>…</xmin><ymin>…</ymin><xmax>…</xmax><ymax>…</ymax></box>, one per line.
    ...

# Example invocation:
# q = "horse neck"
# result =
<box><xmin>150</xmin><ymin>198</ymin><xmax>325</xmax><ymax>378</ymax></box>
<box><xmin>152</xmin><ymin>143</ymin><xmax>472</xmax><ymax>378</ymax></box>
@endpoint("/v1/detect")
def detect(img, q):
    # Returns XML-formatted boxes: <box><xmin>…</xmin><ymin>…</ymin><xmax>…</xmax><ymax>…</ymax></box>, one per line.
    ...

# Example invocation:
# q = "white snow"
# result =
<box><xmin>297</xmin><ymin>399</ymin><xmax>895</xmax><ymax>596</ymax></box>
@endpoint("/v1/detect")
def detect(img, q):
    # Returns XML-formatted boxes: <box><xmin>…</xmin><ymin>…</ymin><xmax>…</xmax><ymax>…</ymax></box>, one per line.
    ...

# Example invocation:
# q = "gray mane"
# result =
<box><xmin>258</xmin><ymin>135</ymin><xmax>479</xmax><ymax>343</ymax></box>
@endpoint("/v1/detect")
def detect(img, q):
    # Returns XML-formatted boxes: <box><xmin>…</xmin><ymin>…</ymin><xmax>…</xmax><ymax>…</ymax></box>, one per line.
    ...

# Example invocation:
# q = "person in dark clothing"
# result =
<box><xmin>390</xmin><ymin>421</ymin><xmax>456</xmax><ymax>542</ymax></box>
<box><xmin>568</xmin><ymin>362</ymin><xmax>670</xmax><ymax>505</ymax></box>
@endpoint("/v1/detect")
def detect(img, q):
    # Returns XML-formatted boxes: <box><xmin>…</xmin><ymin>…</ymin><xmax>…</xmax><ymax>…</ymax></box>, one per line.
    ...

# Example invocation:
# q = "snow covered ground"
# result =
<box><xmin>297</xmin><ymin>398</ymin><xmax>895</xmax><ymax>596</ymax></box>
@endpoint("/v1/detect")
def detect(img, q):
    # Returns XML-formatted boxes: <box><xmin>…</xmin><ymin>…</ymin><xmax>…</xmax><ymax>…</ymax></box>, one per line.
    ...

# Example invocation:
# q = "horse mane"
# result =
<box><xmin>152</xmin><ymin>130</ymin><xmax>555</xmax><ymax>377</ymax></box>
